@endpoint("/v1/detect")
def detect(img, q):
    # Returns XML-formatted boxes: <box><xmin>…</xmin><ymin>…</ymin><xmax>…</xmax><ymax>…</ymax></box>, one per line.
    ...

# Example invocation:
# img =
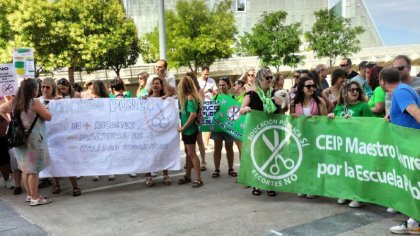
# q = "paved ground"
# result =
<box><xmin>0</xmin><ymin>145</ymin><xmax>407</xmax><ymax>236</ymax></box>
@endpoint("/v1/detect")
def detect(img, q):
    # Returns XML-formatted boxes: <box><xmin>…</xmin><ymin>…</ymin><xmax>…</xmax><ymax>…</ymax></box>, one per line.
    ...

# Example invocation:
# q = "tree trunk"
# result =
<box><xmin>68</xmin><ymin>67</ymin><xmax>75</xmax><ymax>84</ymax></box>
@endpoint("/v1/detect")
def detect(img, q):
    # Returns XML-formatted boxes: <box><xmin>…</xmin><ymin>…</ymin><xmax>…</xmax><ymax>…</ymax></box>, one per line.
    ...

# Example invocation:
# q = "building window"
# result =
<box><xmin>237</xmin><ymin>0</ymin><xmax>246</xmax><ymax>12</ymax></box>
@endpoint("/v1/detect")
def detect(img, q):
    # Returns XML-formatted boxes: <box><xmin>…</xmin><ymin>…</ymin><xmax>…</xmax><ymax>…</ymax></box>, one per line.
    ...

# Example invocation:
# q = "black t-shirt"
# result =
<box><xmin>246</xmin><ymin>90</ymin><xmax>280</xmax><ymax>113</ymax></box>
<box><xmin>347</xmin><ymin>70</ymin><xmax>359</xmax><ymax>80</ymax></box>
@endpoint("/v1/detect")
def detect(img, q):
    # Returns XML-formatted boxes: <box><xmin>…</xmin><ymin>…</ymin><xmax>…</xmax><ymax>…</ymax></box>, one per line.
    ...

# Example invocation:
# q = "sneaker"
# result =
<box><xmin>3</xmin><ymin>178</ymin><xmax>14</xmax><ymax>189</ymax></box>
<box><xmin>349</xmin><ymin>201</ymin><xmax>364</xmax><ymax>208</ymax></box>
<box><xmin>297</xmin><ymin>193</ymin><xmax>306</xmax><ymax>197</ymax></box>
<box><xmin>306</xmin><ymin>194</ymin><xmax>317</xmax><ymax>199</ymax></box>
<box><xmin>108</xmin><ymin>175</ymin><xmax>116</xmax><ymax>181</ymax></box>
<box><xmin>129</xmin><ymin>173</ymin><xmax>137</xmax><ymax>178</ymax></box>
<box><xmin>25</xmin><ymin>196</ymin><xmax>31</xmax><ymax>202</ymax></box>
<box><xmin>30</xmin><ymin>196</ymin><xmax>52</xmax><ymax>206</ymax></box>
<box><xmin>390</xmin><ymin>219</ymin><xmax>420</xmax><ymax>235</ymax></box>
<box><xmin>387</xmin><ymin>208</ymin><xmax>399</xmax><ymax>214</ymax></box>
<box><xmin>337</xmin><ymin>198</ymin><xmax>348</xmax><ymax>204</ymax></box>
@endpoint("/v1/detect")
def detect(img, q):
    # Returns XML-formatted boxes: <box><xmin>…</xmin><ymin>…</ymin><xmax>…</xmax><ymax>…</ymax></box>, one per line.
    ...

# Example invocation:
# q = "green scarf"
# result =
<box><xmin>256</xmin><ymin>87</ymin><xmax>276</xmax><ymax>114</ymax></box>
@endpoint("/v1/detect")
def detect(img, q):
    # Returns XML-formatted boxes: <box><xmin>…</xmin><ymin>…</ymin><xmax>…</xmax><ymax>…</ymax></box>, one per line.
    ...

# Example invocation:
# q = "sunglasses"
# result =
<box><xmin>264</xmin><ymin>76</ymin><xmax>273</xmax><ymax>80</ymax></box>
<box><xmin>293</xmin><ymin>75</ymin><xmax>300</xmax><ymax>78</ymax></box>
<box><xmin>304</xmin><ymin>84</ymin><xmax>316</xmax><ymax>89</ymax></box>
<box><xmin>340</xmin><ymin>64</ymin><xmax>349</xmax><ymax>67</ymax></box>
<box><xmin>349</xmin><ymin>88</ymin><xmax>360</xmax><ymax>93</ymax></box>
<box><xmin>57</xmin><ymin>80</ymin><xmax>69</xmax><ymax>86</ymax></box>
<box><xmin>394</xmin><ymin>66</ymin><xmax>407</xmax><ymax>71</ymax></box>
<box><xmin>247</xmin><ymin>74</ymin><xmax>255</xmax><ymax>77</ymax></box>
<box><xmin>42</xmin><ymin>85</ymin><xmax>52</xmax><ymax>89</ymax></box>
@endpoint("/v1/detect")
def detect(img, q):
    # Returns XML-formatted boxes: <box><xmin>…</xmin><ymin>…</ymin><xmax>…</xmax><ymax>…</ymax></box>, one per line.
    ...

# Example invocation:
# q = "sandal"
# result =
<box><xmin>30</xmin><ymin>196</ymin><xmax>51</xmax><ymax>207</ymax></box>
<box><xmin>192</xmin><ymin>180</ymin><xmax>203</xmax><ymax>188</ymax></box>
<box><xmin>178</xmin><ymin>176</ymin><xmax>191</xmax><ymax>185</ymax></box>
<box><xmin>252</xmin><ymin>188</ymin><xmax>261</xmax><ymax>196</ymax></box>
<box><xmin>228</xmin><ymin>168</ymin><xmax>237</xmax><ymax>177</ymax></box>
<box><xmin>267</xmin><ymin>191</ymin><xmax>276</xmax><ymax>197</ymax></box>
<box><xmin>200</xmin><ymin>162</ymin><xmax>207</xmax><ymax>171</ymax></box>
<box><xmin>72</xmin><ymin>187</ymin><xmax>81</xmax><ymax>197</ymax></box>
<box><xmin>52</xmin><ymin>185</ymin><xmax>61</xmax><ymax>194</ymax></box>
<box><xmin>212</xmin><ymin>169</ymin><xmax>220</xmax><ymax>178</ymax></box>
<box><xmin>145</xmin><ymin>177</ymin><xmax>154</xmax><ymax>187</ymax></box>
<box><xmin>163</xmin><ymin>175</ymin><xmax>172</xmax><ymax>185</ymax></box>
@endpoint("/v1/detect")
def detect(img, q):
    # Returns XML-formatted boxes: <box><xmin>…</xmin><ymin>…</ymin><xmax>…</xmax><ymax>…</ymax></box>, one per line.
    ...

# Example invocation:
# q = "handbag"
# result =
<box><xmin>6</xmin><ymin>112</ymin><xmax>39</xmax><ymax>148</ymax></box>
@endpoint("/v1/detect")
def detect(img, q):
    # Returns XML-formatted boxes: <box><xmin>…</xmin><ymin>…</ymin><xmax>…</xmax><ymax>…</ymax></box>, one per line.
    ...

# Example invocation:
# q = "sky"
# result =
<box><xmin>330</xmin><ymin>0</ymin><xmax>420</xmax><ymax>46</ymax></box>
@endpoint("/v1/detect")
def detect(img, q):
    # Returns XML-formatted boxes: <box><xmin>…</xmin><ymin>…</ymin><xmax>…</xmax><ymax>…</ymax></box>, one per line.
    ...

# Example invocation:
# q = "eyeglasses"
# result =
<box><xmin>349</xmin><ymin>88</ymin><xmax>360</xmax><ymax>93</ymax></box>
<box><xmin>394</xmin><ymin>66</ymin><xmax>407</xmax><ymax>71</ymax></box>
<box><xmin>247</xmin><ymin>74</ymin><xmax>255</xmax><ymax>77</ymax></box>
<box><xmin>264</xmin><ymin>76</ymin><xmax>273</xmax><ymax>80</ymax></box>
<box><xmin>293</xmin><ymin>75</ymin><xmax>300</xmax><ymax>78</ymax></box>
<box><xmin>340</xmin><ymin>64</ymin><xmax>349</xmax><ymax>67</ymax></box>
<box><xmin>41</xmin><ymin>85</ymin><xmax>51</xmax><ymax>90</ymax></box>
<box><xmin>304</xmin><ymin>84</ymin><xmax>316</xmax><ymax>89</ymax></box>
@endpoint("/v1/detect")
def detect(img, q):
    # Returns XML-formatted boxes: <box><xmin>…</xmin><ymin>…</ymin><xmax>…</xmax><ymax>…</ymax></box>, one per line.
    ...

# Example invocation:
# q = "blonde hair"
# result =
<box><xmin>177</xmin><ymin>75</ymin><xmax>203</xmax><ymax>111</ymax></box>
<box><xmin>42</xmin><ymin>77</ymin><xmax>58</xmax><ymax>97</ymax></box>
<box><xmin>338</xmin><ymin>81</ymin><xmax>364</xmax><ymax>106</ymax></box>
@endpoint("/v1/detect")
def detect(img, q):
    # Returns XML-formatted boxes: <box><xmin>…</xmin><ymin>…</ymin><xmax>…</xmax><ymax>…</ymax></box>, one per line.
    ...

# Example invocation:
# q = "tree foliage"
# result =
<box><xmin>142</xmin><ymin>0</ymin><xmax>237</xmax><ymax>73</ymax></box>
<box><xmin>0</xmin><ymin>0</ymin><xmax>140</xmax><ymax>82</ymax></box>
<box><xmin>240</xmin><ymin>11</ymin><xmax>303</xmax><ymax>72</ymax></box>
<box><xmin>305</xmin><ymin>9</ymin><xmax>365</xmax><ymax>67</ymax></box>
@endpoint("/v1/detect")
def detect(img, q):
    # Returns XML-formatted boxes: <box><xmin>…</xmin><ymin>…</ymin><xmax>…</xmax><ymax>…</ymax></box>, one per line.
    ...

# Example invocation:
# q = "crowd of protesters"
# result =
<box><xmin>0</xmin><ymin>55</ymin><xmax>419</xmax><ymax>234</ymax></box>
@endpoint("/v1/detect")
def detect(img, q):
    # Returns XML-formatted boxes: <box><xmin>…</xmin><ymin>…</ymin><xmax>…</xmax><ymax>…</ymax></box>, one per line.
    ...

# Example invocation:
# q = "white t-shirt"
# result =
<box><xmin>198</xmin><ymin>77</ymin><xmax>217</xmax><ymax>101</ymax></box>
<box><xmin>146</xmin><ymin>73</ymin><xmax>176</xmax><ymax>90</ymax></box>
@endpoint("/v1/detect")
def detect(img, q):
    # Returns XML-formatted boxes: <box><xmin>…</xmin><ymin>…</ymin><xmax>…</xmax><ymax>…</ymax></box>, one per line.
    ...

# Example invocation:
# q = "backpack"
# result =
<box><xmin>7</xmin><ymin>112</ymin><xmax>38</xmax><ymax>149</ymax></box>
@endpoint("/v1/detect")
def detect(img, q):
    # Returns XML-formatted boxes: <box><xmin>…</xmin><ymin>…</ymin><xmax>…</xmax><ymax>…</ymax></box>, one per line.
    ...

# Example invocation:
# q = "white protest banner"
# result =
<box><xmin>13</xmin><ymin>48</ymin><xmax>35</xmax><ymax>80</ymax></box>
<box><xmin>0</xmin><ymin>63</ymin><xmax>17</xmax><ymax>96</ymax></box>
<box><xmin>40</xmin><ymin>97</ymin><xmax>181</xmax><ymax>177</ymax></box>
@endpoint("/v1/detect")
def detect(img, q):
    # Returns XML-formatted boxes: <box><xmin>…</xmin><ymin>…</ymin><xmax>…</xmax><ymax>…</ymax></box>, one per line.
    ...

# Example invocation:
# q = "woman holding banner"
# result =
<box><xmin>13</xmin><ymin>79</ymin><xmax>52</xmax><ymax>206</ymax></box>
<box><xmin>328</xmin><ymin>81</ymin><xmax>373</xmax><ymax>208</ymax></box>
<box><xmin>40</xmin><ymin>78</ymin><xmax>82</xmax><ymax>196</ymax></box>
<box><xmin>211</xmin><ymin>77</ymin><xmax>237</xmax><ymax>179</ymax></box>
<box><xmin>240</xmin><ymin>68</ymin><xmax>285</xmax><ymax>197</ymax></box>
<box><xmin>177</xmin><ymin>75</ymin><xmax>203</xmax><ymax>188</ymax></box>
<box><xmin>290</xmin><ymin>76</ymin><xmax>328</xmax><ymax>199</ymax></box>
<box><xmin>144</xmin><ymin>77</ymin><xmax>172</xmax><ymax>186</ymax></box>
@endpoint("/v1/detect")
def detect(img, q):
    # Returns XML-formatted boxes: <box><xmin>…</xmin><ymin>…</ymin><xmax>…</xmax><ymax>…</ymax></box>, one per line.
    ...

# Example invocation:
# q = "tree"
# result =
<box><xmin>3</xmin><ymin>0</ymin><xmax>140</xmax><ymax>82</ymax></box>
<box><xmin>142</xmin><ymin>0</ymin><xmax>237</xmax><ymax>73</ymax></box>
<box><xmin>305</xmin><ymin>9</ymin><xmax>365</xmax><ymax>67</ymax></box>
<box><xmin>241</xmin><ymin>11</ymin><xmax>303</xmax><ymax>72</ymax></box>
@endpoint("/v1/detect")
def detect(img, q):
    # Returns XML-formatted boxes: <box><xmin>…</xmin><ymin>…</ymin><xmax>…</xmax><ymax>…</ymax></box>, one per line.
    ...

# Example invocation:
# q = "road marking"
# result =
<box><xmin>271</xmin><ymin>205</ymin><xmax>392</xmax><ymax>236</ymax></box>
<box><xmin>268</xmin><ymin>229</ymin><xmax>283</xmax><ymax>235</ymax></box>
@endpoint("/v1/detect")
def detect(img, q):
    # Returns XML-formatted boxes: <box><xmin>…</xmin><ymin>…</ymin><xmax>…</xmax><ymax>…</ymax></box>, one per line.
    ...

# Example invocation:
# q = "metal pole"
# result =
<box><xmin>158</xmin><ymin>0</ymin><xmax>167</xmax><ymax>60</ymax></box>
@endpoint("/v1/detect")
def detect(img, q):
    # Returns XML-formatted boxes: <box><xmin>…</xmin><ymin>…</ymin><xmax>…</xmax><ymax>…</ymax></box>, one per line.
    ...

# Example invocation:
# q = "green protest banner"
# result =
<box><xmin>239</xmin><ymin>111</ymin><xmax>420</xmax><ymax>221</ymax></box>
<box><xmin>212</xmin><ymin>94</ymin><xmax>245</xmax><ymax>140</ymax></box>
<box><xmin>198</xmin><ymin>100</ymin><xmax>222</xmax><ymax>132</ymax></box>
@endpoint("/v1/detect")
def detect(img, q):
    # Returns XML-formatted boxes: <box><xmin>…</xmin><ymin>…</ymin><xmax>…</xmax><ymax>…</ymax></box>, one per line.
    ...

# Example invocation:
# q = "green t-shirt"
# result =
<box><xmin>136</xmin><ymin>88</ymin><xmax>147</xmax><ymax>98</ymax></box>
<box><xmin>235</xmin><ymin>92</ymin><xmax>246</xmax><ymax>104</ymax></box>
<box><xmin>334</xmin><ymin>102</ymin><xmax>373</xmax><ymax>117</ymax></box>
<box><xmin>368</xmin><ymin>86</ymin><xmax>385</xmax><ymax>117</ymax></box>
<box><xmin>180</xmin><ymin>99</ymin><xmax>199</xmax><ymax>135</ymax></box>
